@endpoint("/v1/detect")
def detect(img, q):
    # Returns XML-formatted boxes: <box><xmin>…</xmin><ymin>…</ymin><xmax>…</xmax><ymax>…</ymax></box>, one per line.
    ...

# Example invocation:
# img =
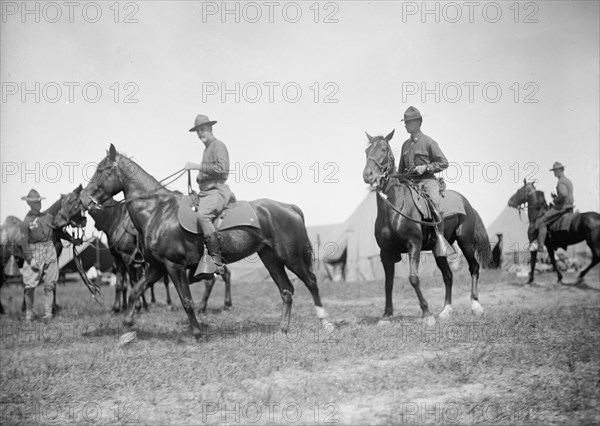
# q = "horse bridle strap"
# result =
<box><xmin>376</xmin><ymin>191</ymin><xmax>442</xmax><ymax>226</ymax></box>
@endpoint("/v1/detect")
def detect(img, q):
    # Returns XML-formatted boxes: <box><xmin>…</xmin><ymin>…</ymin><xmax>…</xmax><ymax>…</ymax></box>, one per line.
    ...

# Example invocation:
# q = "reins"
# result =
<box><xmin>368</xmin><ymin>149</ymin><xmax>443</xmax><ymax>227</ymax></box>
<box><xmin>92</xmin><ymin>165</ymin><xmax>187</xmax><ymax>208</ymax></box>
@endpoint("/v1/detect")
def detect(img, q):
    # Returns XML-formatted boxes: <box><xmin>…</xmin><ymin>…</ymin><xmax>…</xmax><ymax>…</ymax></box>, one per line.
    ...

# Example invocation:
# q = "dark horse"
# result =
<box><xmin>0</xmin><ymin>191</ymin><xmax>86</xmax><ymax>315</ymax></box>
<box><xmin>508</xmin><ymin>180</ymin><xmax>600</xmax><ymax>284</ymax></box>
<box><xmin>63</xmin><ymin>188</ymin><xmax>233</xmax><ymax>313</ymax></box>
<box><xmin>363</xmin><ymin>131</ymin><xmax>490</xmax><ymax>325</ymax></box>
<box><xmin>54</xmin><ymin>145</ymin><xmax>332</xmax><ymax>339</ymax></box>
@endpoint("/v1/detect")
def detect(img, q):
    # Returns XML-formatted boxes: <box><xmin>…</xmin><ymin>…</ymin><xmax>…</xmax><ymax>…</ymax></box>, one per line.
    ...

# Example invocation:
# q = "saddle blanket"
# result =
<box><xmin>177</xmin><ymin>195</ymin><xmax>260</xmax><ymax>234</ymax></box>
<box><xmin>409</xmin><ymin>188</ymin><xmax>466</xmax><ymax>220</ymax></box>
<box><xmin>548</xmin><ymin>212</ymin><xmax>575</xmax><ymax>232</ymax></box>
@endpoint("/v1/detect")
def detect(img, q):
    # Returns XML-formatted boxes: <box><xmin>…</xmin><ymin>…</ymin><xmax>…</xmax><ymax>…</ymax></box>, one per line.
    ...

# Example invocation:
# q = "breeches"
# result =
<box><xmin>20</xmin><ymin>241</ymin><xmax>58</xmax><ymax>290</ymax></box>
<box><xmin>196</xmin><ymin>185</ymin><xmax>233</xmax><ymax>234</ymax></box>
<box><xmin>417</xmin><ymin>179</ymin><xmax>441</xmax><ymax>211</ymax></box>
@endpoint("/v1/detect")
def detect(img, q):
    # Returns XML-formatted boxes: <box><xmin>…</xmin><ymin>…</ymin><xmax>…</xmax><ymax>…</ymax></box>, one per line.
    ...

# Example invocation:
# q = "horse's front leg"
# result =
<box><xmin>223</xmin><ymin>267</ymin><xmax>232</xmax><ymax>310</ymax></box>
<box><xmin>546</xmin><ymin>246</ymin><xmax>563</xmax><ymax>284</ymax></box>
<box><xmin>528</xmin><ymin>246</ymin><xmax>538</xmax><ymax>284</ymax></box>
<box><xmin>123</xmin><ymin>266</ymin><xmax>163</xmax><ymax>327</ymax></box>
<box><xmin>165</xmin><ymin>260</ymin><xmax>202</xmax><ymax>341</ymax></box>
<box><xmin>407</xmin><ymin>244</ymin><xmax>434</xmax><ymax>326</ymax></box>
<box><xmin>379</xmin><ymin>250</ymin><xmax>395</xmax><ymax>326</ymax></box>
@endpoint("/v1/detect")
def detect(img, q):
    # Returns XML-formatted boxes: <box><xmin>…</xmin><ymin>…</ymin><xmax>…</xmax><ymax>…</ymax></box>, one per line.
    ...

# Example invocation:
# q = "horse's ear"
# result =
<box><xmin>384</xmin><ymin>129</ymin><xmax>395</xmax><ymax>142</ymax></box>
<box><xmin>523</xmin><ymin>178</ymin><xmax>527</xmax><ymax>186</ymax></box>
<box><xmin>109</xmin><ymin>144</ymin><xmax>117</xmax><ymax>161</ymax></box>
<box><xmin>365</xmin><ymin>132</ymin><xmax>375</xmax><ymax>143</ymax></box>
<box><xmin>75</xmin><ymin>184</ymin><xmax>82</xmax><ymax>195</ymax></box>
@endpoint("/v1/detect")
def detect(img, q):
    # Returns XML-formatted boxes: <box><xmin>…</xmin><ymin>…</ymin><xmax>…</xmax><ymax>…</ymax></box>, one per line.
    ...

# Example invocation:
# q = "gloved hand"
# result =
<box><xmin>184</xmin><ymin>162</ymin><xmax>197</xmax><ymax>170</ymax></box>
<box><xmin>414</xmin><ymin>165</ymin><xmax>428</xmax><ymax>175</ymax></box>
<box><xmin>72</xmin><ymin>238</ymin><xmax>83</xmax><ymax>246</ymax></box>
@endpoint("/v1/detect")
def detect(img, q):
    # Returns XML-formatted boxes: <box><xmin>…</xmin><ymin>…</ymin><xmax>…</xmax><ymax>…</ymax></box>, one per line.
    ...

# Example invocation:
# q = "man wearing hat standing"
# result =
<box><xmin>398</xmin><ymin>106</ymin><xmax>453</xmax><ymax>257</ymax></box>
<box><xmin>19</xmin><ymin>189</ymin><xmax>58</xmax><ymax>321</ymax></box>
<box><xmin>535</xmin><ymin>162</ymin><xmax>574</xmax><ymax>252</ymax></box>
<box><xmin>185</xmin><ymin>115</ymin><xmax>233</xmax><ymax>277</ymax></box>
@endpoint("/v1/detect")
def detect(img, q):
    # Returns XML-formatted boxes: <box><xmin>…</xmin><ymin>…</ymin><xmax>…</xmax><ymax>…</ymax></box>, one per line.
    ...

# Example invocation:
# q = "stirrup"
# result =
<box><xmin>193</xmin><ymin>253</ymin><xmax>224</xmax><ymax>279</ymax></box>
<box><xmin>434</xmin><ymin>234</ymin><xmax>455</xmax><ymax>258</ymax></box>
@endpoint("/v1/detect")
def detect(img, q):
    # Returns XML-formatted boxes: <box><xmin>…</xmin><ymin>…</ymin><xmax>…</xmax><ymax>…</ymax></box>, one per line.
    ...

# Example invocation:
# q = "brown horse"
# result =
<box><xmin>63</xmin><ymin>188</ymin><xmax>233</xmax><ymax>313</ymax></box>
<box><xmin>508</xmin><ymin>180</ymin><xmax>600</xmax><ymax>284</ymax></box>
<box><xmin>363</xmin><ymin>131</ymin><xmax>490</xmax><ymax>325</ymax></box>
<box><xmin>54</xmin><ymin>144</ymin><xmax>332</xmax><ymax>339</ymax></box>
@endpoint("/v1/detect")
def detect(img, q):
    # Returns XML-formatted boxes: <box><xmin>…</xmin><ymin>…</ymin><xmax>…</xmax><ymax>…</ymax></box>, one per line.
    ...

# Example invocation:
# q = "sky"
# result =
<box><xmin>1</xmin><ymin>1</ymin><xmax>599</xmax><ymax>235</ymax></box>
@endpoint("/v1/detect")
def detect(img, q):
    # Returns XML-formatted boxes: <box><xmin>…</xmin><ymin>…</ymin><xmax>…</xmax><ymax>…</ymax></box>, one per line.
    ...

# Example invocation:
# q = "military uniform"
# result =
<box><xmin>399</xmin><ymin>106</ymin><xmax>453</xmax><ymax>257</ymax></box>
<box><xmin>536</xmin><ymin>162</ymin><xmax>574</xmax><ymax>251</ymax></box>
<box><xmin>188</xmin><ymin>114</ymin><xmax>234</xmax><ymax>276</ymax></box>
<box><xmin>398</xmin><ymin>130</ymin><xmax>449</xmax><ymax>211</ymax></box>
<box><xmin>19</xmin><ymin>189</ymin><xmax>58</xmax><ymax>321</ymax></box>
<box><xmin>195</xmin><ymin>138</ymin><xmax>233</xmax><ymax>232</ymax></box>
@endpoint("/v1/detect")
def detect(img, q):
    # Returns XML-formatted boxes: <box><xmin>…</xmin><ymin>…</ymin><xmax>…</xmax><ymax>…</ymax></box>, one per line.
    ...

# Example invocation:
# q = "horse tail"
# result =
<box><xmin>472</xmin><ymin>207</ymin><xmax>492</xmax><ymax>265</ymax></box>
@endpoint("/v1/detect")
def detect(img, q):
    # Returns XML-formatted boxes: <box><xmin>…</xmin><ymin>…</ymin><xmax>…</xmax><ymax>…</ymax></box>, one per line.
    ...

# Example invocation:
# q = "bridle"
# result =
<box><xmin>86</xmin><ymin>158</ymin><xmax>186</xmax><ymax>210</ymax></box>
<box><xmin>365</xmin><ymin>139</ymin><xmax>441</xmax><ymax>227</ymax></box>
<box><xmin>365</xmin><ymin>140</ymin><xmax>395</xmax><ymax>190</ymax></box>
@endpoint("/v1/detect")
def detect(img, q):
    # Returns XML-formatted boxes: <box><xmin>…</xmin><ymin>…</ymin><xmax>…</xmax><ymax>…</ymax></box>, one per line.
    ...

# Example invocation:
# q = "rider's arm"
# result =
<box><xmin>554</xmin><ymin>181</ymin><xmax>568</xmax><ymax>204</ymax></box>
<box><xmin>197</xmin><ymin>143</ymin><xmax>229</xmax><ymax>183</ymax></box>
<box><xmin>426</xmin><ymin>140</ymin><xmax>449</xmax><ymax>173</ymax></box>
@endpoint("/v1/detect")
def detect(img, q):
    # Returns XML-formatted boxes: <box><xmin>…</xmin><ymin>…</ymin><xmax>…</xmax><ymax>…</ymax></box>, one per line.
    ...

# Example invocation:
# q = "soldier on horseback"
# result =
<box><xmin>398</xmin><ymin>106</ymin><xmax>453</xmax><ymax>257</ymax></box>
<box><xmin>185</xmin><ymin>115</ymin><xmax>234</xmax><ymax>277</ymax></box>
<box><xmin>535</xmin><ymin>162</ymin><xmax>574</xmax><ymax>252</ymax></box>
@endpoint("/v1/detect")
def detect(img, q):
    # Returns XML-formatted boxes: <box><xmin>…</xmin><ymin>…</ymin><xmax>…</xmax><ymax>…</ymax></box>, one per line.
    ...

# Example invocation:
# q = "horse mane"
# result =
<box><xmin>534</xmin><ymin>190</ymin><xmax>548</xmax><ymax>208</ymax></box>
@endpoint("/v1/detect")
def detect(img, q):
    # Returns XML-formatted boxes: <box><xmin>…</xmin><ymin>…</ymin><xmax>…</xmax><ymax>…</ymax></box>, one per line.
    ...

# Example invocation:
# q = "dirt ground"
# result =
<box><xmin>1</xmin><ymin>265</ymin><xmax>599</xmax><ymax>425</ymax></box>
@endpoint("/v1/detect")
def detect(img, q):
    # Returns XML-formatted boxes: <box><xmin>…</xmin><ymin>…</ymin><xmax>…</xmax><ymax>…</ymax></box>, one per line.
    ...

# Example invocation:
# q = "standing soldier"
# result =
<box><xmin>184</xmin><ymin>114</ymin><xmax>234</xmax><ymax>277</ymax></box>
<box><xmin>398</xmin><ymin>106</ymin><xmax>453</xmax><ymax>257</ymax></box>
<box><xmin>19</xmin><ymin>189</ymin><xmax>58</xmax><ymax>322</ymax></box>
<box><xmin>535</xmin><ymin>162</ymin><xmax>574</xmax><ymax>252</ymax></box>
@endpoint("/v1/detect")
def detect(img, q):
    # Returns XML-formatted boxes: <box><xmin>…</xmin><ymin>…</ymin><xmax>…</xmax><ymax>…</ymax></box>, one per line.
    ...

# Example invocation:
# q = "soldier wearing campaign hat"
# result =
<box><xmin>184</xmin><ymin>115</ymin><xmax>234</xmax><ymax>277</ymax></box>
<box><xmin>535</xmin><ymin>162</ymin><xmax>574</xmax><ymax>252</ymax></box>
<box><xmin>398</xmin><ymin>106</ymin><xmax>453</xmax><ymax>257</ymax></box>
<box><xmin>19</xmin><ymin>189</ymin><xmax>58</xmax><ymax>321</ymax></box>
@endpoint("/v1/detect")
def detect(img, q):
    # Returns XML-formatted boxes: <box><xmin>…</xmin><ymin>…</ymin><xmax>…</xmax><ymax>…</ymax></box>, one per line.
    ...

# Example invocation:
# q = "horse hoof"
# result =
<box><xmin>322</xmin><ymin>320</ymin><xmax>335</xmax><ymax>332</ymax></box>
<box><xmin>280</xmin><ymin>324</ymin><xmax>289</xmax><ymax>335</ymax></box>
<box><xmin>224</xmin><ymin>304</ymin><xmax>232</xmax><ymax>311</ymax></box>
<box><xmin>192</xmin><ymin>328</ymin><xmax>203</xmax><ymax>342</ymax></box>
<box><xmin>439</xmin><ymin>305</ymin><xmax>453</xmax><ymax>319</ymax></box>
<box><xmin>377</xmin><ymin>319</ymin><xmax>391</xmax><ymax>327</ymax></box>
<box><xmin>471</xmin><ymin>300</ymin><xmax>484</xmax><ymax>316</ymax></box>
<box><xmin>423</xmin><ymin>315</ymin><xmax>436</xmax><ymax>327</ymax></box>
<box><xmin>123</xmin><ymin>318</ymin><xmax>134</xmax><ymax>328</ymax></box>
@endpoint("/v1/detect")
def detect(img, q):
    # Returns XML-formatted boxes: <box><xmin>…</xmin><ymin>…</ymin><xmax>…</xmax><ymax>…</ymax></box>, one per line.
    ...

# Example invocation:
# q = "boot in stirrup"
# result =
<box><xmin>193</xmin><ymin>233</ymin><xmax>225</xmax><ymax>279</ymax></box>
<box><xmin>433</xmin><ymin>213</ymin><xmax>455</xmax><ymax>258</ymax></box>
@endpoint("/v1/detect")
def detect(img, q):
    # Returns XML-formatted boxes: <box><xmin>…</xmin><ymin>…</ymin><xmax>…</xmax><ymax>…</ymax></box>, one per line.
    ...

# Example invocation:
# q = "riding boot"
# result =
<box><xmin>205</xmin><ymin>233</ymin><xmax>225</xmax><ymax>275</ymax></box>
<box><xmin>24</xmin><ymin>288</ymin><xmax>35</xmax><ymax>322</ymax></box>
<box><xmin>537</xmin><ymin>225</ymin><xmax>547</xmax><ymax>253</ymax></box>
<box><xmin>433</xmin><ymin>214</ymin><xmax>455</xmax><ymax>258</ymax></box>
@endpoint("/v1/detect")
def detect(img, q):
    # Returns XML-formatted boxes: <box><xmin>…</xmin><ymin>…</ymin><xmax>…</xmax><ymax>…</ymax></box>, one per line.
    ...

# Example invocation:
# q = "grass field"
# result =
<box><xmin>1</xmin><ymin>266</ymin><xmax>599</xmax><ymax>425</ymax></box>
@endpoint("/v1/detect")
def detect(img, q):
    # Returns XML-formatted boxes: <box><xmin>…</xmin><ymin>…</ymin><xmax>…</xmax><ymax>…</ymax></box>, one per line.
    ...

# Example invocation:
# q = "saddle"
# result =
<box><xmin>547</xmin><ymin>210</ymin><xmax>576</xmax><ymax>232</ymax></box>
<box><xmin>407</xmin><ymin>181</ymin><xmax>466</xmax><ymax>221</ymax></box>
<box><xmin>177</xmin><ymin>195</ymin><xmax>260</xmax><ymax>234</ymax></box>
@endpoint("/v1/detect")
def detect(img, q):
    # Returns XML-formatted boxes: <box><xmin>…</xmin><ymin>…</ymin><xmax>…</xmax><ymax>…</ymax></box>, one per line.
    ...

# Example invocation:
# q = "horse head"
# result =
<box><xmin>508</xmin><ymin>178</ymin><xmax>537</xmax><ymax>208</ymax></box>
<box><xmin>81</xmin><ymin>144</ymin><xmax>128</xmax><ymax>209</ymax></box>
<box><xmin>362</xmin><ymin>130</ymin><xmax>396</xmax><ymax>189</ymax></box>
<box><xmin>53</xmin><ymin>184</ymin><xmax>88</xmax><ymax>229</ymax></box>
